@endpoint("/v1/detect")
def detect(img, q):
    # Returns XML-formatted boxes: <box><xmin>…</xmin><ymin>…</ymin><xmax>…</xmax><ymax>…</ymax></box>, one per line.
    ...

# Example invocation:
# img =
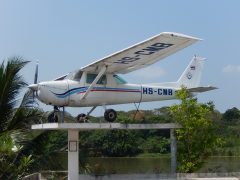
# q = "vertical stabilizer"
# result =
<box><xmin>177</xmin><ymin>56</ymin><xmax>205</xmax><ymax>88</ymax></box>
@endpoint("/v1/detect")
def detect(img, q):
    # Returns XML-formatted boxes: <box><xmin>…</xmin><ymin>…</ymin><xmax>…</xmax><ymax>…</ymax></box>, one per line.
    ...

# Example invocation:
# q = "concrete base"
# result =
<box><xmin>31</xmin><ymin>123</ymin><xmax>181</xmax><ymax>179</ymax></box>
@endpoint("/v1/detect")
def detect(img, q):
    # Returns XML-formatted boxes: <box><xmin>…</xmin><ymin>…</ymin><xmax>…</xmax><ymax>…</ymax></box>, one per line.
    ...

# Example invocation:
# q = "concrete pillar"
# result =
<box><xmin>68</xmin><ymin>130</ymin><xmax>79</xmax><ymax>180</ymax></box>
<box><xmin>170</xmin><ymin>128</ymin><xmax>177</xmax><ymax>174</ymax></box>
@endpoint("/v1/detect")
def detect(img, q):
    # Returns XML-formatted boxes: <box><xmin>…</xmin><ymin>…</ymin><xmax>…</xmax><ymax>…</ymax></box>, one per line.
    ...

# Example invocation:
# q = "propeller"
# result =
<box><xmin>28</xmin><ymin>62</ymin><xmax>39</xmax><ymax>101</ymax></box>
<box><xmin>34</xmin><ymin>62</ymin><xmax>38</xmax><ymax>84</ymax></box>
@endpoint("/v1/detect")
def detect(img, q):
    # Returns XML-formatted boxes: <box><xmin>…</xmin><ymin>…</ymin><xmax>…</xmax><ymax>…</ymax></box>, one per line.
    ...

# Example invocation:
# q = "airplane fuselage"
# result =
<box><xmin>36</xmin><ymin>79</ymin><xmax>177</xmax><ymax>107</ymax></box>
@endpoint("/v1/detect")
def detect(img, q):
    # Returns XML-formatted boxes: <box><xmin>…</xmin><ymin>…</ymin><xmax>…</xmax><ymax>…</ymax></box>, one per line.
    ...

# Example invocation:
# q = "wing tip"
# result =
<box><xmin>193</xmin><ymin>56</ymin><xmax>207</xmax><ymax>61</ymax></box>
<box><xmin>208</xmin><ymin>85</ymin><xmax>218</xmax><ymax>90</ymax></box>
<box><xmin>161</xmin><ymin>32</ymin><xmax>203</xmax><ymax>41</ymax></box>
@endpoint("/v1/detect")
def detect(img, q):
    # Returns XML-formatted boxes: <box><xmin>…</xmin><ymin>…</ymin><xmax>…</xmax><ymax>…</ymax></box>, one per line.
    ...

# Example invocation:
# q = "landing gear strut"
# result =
<box><xmin>48</xmin><ymin>106</ymin><xmax>59</xmax><ymax>123</ymax></box>
<box><xmin>104</xmin><ymin>109</ymin><xmax>117</xmax><ymax>122</ymax></box>
<box><xmin>47</xmin><ymin>106</ymin><xmax>65</xmax><ymax>123</ymax></box>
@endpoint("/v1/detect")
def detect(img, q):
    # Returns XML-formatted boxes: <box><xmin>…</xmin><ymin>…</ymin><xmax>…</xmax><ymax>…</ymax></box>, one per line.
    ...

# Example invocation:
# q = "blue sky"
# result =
<box><xmin>0</xmin><ymin>1</ymin><xmax>240</xmax><ymax>116</ymax></box>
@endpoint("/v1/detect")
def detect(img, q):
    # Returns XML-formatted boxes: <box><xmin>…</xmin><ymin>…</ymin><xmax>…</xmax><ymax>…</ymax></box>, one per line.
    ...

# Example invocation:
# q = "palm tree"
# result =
<box><xmin>0</xmin><ymin>57</ymin><xmax>70</xmax><ymax>179</ymax></box>
<box><xmin>0</xmin><ymin>57</ymin><xmax>41</xmax><ymax>133</ymax></box>
<box><xmin>0</xmin><ymin>57</ymin><xmax>44</xmax><ymax>179</ymax></box>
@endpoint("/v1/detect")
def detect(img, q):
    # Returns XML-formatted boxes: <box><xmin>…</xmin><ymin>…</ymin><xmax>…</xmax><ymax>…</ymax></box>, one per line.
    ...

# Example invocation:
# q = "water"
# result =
<box><xmin>87</xmin><ymin>156</ymin><xmax>240</xmax><ymax>174</ymax></box>
<box><xmin>54</xmin><ymin>153</ymin><xmax>240</xmax><ymax>174</ymax></box>
<box><xmin>198</xmin><ymin>156</ymin><xmax>240</xmax><ymax>173</ymax></box>
<box><xmin>87</xmin><ymin>157</ymin><xmax>171</xmax><ymax>175</ymax></box>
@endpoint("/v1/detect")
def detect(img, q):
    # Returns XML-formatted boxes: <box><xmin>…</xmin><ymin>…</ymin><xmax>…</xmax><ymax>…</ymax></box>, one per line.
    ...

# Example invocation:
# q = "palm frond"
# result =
<box><xmin>20</xmin><ymin>90</ymin><xmax>39</xmax><ymax>108</ymax></box>
<box><xmin>0</xmin><ymin>57</ymin><xmax>29</xmax><ymax>132</ymax></box>
<box><xmin>6</xmin><ymin>88</ymin><xmax>43</xmax><ymax>133</ymax></box>
<box><xmin>7</xmin><ymin>108</ymin><xmax>42</xmax><ymax>133</ymax></box>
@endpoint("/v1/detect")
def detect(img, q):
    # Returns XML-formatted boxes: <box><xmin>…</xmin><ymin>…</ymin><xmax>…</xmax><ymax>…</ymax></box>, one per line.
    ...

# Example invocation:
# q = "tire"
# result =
<box><xmin>48</xmin><ymin>112</ymin><xmax>58</xmax><ymax>123</ymax></box>
<box><xmin>77</xmin><ymin>113</ymin><xmax>87</xmax><ymax>123</ymax></box>
<box><xmin>104</xmin><ymin>109</ymin><xmax>117</xmax><ymax>122</ymax></box>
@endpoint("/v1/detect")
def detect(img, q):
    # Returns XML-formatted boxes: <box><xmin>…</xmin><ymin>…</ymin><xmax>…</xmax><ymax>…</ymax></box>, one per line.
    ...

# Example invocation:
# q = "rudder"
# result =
<box><xmin>177</xmin><ymin>56</ymin><xmax>205</xmax><ymax>88</ymax></box>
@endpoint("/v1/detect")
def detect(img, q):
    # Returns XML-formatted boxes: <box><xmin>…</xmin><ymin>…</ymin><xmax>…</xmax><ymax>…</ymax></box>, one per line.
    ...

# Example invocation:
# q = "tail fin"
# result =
<box><xmin>177</xmin><ymin>56</ymin><xmax>205</xmax><ymax>88</ymax></box>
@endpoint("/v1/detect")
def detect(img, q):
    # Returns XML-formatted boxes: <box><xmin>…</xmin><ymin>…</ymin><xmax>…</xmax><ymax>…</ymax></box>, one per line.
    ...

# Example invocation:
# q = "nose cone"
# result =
<box><xmin>28</xmin><ymin>84</ymin><xmax>38</xmax><ymax>91</ymax></box>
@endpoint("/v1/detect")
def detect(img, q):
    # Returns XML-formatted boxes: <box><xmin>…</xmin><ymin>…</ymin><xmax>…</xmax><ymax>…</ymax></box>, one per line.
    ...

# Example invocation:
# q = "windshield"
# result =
<box><xmin>65</xmin><ymin>70</ymin><xmax>83</xmax><ymax>81</ymax></box>
<box><xmin>73</xmin><ymin>71</ymin><xmax>83</xmax><ymax>81</ymax></box>
<box><xmin>113</xmin><ymin>74</ymin><xmax>127</xmax><ymax>84</ymax></box>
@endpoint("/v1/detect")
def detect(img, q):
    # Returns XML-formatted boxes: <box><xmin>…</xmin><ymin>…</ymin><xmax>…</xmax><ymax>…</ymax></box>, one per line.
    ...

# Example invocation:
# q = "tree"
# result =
<box><xmin>0</xmin><ymin>132</ymin><xmax>35</xmax><ymax>179</ymax></box>
<box><xmin>169</xmin><ymin>87</ymin><xmax>221</xmax><ymax>173</ymax></box>
<box><xmin>141</xmin><ymin>137</ymin><xmax>169</xmax><ymax>154</ymax></box>
<box><xmin>80</xmin><ymin>130</ymin><xmax>142</xmax><ymax>157</ymax></box>
<box><xmin>0</xmin><ymin>57</ymin><xmax>42</xmax><ymax>133</ymax></box>
<box><xmin>222</xmin><ymin>107</ymin><xmax>240</xmax><ymax>123</ymax></box>
<box><xmin>220</xmin><ymin>107</ymin><xmax>240</xmax><ymax>149</ymax></box>
<box><xmin>0</xmin><ymin>57</ymin><xmax>44</xmax><ymax>179</ymax></box>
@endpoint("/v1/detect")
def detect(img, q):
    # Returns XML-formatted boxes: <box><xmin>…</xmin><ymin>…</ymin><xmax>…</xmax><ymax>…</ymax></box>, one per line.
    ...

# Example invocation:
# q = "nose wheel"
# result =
<box><xmin>48</xmin><ymin>112</ymin><xmax>58</xmax><ymax>122</ymax></box>
<box><xmin>104</xmin><ymin>109</ymin><xmax>117</xmax><ymax>122</ymax></box>
<box><xmin>47</xmin><ymin>106</ymin><xmax>64</xmax><ymax>123</ymax></box>
<box><xmin>77</xmin><ymin>113</ymin><xmax>88</xmax><ymax>123</ymax></box>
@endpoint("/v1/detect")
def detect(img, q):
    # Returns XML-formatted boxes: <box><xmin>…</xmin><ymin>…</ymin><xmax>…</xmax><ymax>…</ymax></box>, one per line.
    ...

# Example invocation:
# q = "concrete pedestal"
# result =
<box><xmin>68</xmin><ymin>130</ymin><xmax>79</xmax><ymax>180</ymax></box>
<box><xmin>32</xmin><ymin>123</ymin><xmax>181</xmax><ymax>179</ymax></box>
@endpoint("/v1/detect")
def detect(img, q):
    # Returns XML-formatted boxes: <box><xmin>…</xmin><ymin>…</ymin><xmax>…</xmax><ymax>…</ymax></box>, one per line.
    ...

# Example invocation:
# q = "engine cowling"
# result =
<box><xmin>37</xmin><ymin>80</ymin><xmax>69</xmax><ymax>106</ymax></box>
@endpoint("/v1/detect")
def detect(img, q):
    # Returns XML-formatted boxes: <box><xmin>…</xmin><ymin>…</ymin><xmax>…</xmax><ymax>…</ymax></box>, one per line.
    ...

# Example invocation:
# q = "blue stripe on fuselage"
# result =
<box><xmin>52</xmin><ymin>87</ymin><xmax>87</xmax><ymax>98</ymax></box>
<box><xmin>51</xmin><ymin>87</ymin><xmax>141</xmax><ymax>98</ymax></box>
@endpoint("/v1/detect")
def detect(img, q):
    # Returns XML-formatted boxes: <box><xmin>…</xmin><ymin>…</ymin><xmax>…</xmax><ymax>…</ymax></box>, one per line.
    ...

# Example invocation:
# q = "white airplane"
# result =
<box><xmin>28</xmin><ymin>32</ymin><xmax>216</xmax><ymax>122</ymax></box>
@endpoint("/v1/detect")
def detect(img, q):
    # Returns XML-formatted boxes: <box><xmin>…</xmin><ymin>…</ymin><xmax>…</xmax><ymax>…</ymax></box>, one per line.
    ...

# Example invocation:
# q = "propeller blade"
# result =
<box><xmin>34</xmin><ymin>62</ymin><xmax>38</xmax><ymax>84</ymax></box>
<box><xmin>32</xmin><ymin>61</ymin><xmax>39</xmax><ymax>103</ymax></box>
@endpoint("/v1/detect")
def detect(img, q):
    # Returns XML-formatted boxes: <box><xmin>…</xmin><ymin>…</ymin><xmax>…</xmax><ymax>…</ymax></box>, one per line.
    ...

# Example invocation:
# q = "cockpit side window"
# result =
<box><xmin>86</xmin><ymin>74</ymin><xmax>107</xmax><ymax>84</ymax></box>
<box><xmin>113</xmin><ymin>74</ymin><xmax>127</xmax><ymax>84</ymax></box>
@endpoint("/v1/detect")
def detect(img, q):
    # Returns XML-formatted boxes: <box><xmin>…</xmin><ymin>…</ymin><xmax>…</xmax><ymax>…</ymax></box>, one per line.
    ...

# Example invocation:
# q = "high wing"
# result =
<box><xmin>81</xmin><ymin>32</ymin><xmax>201</xmax><ymax>74</ymax></box>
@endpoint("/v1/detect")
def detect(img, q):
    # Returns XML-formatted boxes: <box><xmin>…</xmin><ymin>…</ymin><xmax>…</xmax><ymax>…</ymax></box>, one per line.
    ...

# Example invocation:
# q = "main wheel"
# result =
<box><xmin>104</xmin><ymin>109</ymin><xmax>117</xmax><ymax>122</ymax></box>
<box><xmin>77</xmin><ymin>113</ymin><xmax>88</xmax><ymax>123</ymax></box>
<box><xmin>48</xmin><ymin>112</ymin><xmax>58</xmax><ymax>123</ymax></box>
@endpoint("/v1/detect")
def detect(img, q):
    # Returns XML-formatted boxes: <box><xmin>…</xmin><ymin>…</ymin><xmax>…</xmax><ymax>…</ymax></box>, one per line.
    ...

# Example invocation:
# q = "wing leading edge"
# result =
<box><xmin>81</xmin><ymin>32</ymin><xmax>201</xmax><ymax>74</ymax></box>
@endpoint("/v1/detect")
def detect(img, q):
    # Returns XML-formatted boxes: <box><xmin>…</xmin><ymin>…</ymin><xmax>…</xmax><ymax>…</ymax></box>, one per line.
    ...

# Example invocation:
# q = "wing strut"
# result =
<box><xmin>81</xmin><ymin>65</ymin><xmax>107</xmax><ymax>100</ymax></box>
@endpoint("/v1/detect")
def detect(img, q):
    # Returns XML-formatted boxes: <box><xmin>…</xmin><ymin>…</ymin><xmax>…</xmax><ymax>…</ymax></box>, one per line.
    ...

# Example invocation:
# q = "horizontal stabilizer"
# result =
<box><xmin>187</xmin><ymin>86</ymin><xmax>218</xmax><ymax>93</ymax></box>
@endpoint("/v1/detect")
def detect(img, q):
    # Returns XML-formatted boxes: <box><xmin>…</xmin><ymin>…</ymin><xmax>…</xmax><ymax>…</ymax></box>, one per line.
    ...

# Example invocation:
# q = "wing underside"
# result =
<box><xmin>80</xmin><ymin>32</ymin><xmax>201</xmax><ymax>74</ymax></box>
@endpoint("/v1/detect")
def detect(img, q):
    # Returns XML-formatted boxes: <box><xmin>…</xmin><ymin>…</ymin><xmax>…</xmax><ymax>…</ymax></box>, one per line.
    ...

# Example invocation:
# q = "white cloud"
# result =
<box><xmin>223</xmin><ymin>65</ymin><xmax>240</xmax><ymax>73</ymax></box>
